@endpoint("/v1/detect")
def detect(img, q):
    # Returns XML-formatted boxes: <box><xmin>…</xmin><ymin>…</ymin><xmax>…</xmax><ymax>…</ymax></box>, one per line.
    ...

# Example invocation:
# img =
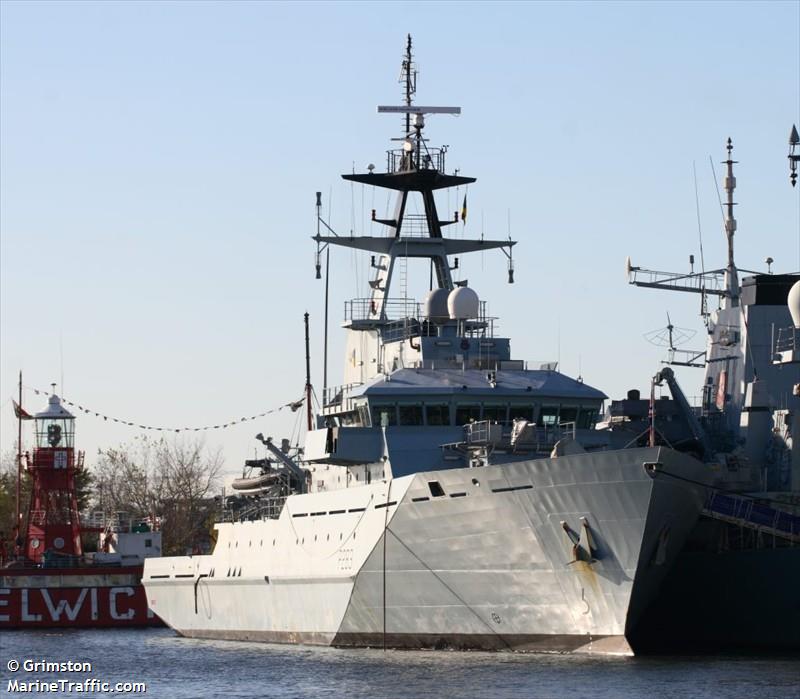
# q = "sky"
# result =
<box><xmin>1</xmin><ymin>0</ymin><xmax>799</xmax><ymax>480</ymax></box>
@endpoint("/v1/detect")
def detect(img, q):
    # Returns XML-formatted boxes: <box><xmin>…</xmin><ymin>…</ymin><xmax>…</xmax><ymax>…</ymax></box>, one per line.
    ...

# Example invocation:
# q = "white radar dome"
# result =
<box><xmin>424</xmin><ymin>288</ymin><xmax>450</xmax><ymax>322</ymax></box>
<box><xmin>448</xmin><ymin>286</ymin><xmax>480</xmax><ymax>320</ymax></box>
<box><xmin>788</xmin><ymin>280</ymin><xmax>800</xmax><ymax>329</ymax></box>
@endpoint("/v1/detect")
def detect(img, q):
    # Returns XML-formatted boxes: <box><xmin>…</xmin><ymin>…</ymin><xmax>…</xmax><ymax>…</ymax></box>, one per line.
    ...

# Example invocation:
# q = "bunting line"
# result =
<box><xmin>22</xmin><ymin>385</ymin><xmax>306</xmax><ymax>433</ymax></box>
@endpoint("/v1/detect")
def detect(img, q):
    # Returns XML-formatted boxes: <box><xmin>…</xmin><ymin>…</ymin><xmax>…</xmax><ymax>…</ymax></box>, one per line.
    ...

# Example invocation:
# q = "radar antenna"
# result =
<box><xmin>789</xmin><ymin>124</ymin><xmax>799</xmax><ymax>187</ymax></box>
<box><xmin>644</xmin><ymin>312</ymin><xmax>705</xmax><ymax>368</ymax></box>
<box><xmin>626</xmin><ymin>139</ymin><xmax>760</xmax><ymax>315</ymax></box>
<box><xmin>377</xmin><ymin>35</ymin><xmax>460</xmax><ymax>172</ymax></box>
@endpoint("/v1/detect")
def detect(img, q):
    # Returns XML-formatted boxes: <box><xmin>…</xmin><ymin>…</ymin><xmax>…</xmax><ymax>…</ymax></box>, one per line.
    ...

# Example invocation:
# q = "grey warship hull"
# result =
<box><xmin>630</xmin><ymin>540</ymin><xmax>800</xmax><ymax>652</ymax></box>
<box><xmin>144</xmin><ymin>447</ymin><xmax>709</xmax><ymax>654</ymax></box>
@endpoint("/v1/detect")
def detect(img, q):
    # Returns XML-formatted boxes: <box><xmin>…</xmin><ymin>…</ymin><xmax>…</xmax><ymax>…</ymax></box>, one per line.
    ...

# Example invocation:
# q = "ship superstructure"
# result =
<box><xmin>626</xmin><ymin>140</ymin><xmax>800</xmax><ymax>483</ymax></box>
<box><xmin>143</xmin><ymin>38</ymin><xmax>722</xmax><ymax>654</ymax></box>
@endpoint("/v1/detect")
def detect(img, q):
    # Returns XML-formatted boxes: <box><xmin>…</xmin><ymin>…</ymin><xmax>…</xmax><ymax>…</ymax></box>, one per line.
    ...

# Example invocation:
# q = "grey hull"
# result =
<box><xmin>146</xmin><ymin>447</ymin><xmax>710</xmax><ymax>654</ymax></box>
<box><xmin>630</xmin><ymin>546</ymin><xmax>800</xmax><ymax>652</ymax></box>
<box><xmin>322</xmin><ymin>447</ymin><xmax>705</xmax><ymax>652</ymax></box>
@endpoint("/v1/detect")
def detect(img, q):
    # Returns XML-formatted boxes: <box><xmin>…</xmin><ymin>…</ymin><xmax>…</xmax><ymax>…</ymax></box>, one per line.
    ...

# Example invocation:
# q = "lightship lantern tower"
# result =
<box><xmin>24</xmin><ymin>391</ymin><xmax>84</xmax><ymax>564</ymax></box>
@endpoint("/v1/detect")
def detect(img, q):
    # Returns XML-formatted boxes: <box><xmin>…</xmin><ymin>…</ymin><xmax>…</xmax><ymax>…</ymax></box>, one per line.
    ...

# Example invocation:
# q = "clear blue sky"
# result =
<box><xmin>2</xmin><ymin>0</ymin><xmax>798</xmax><ymax>476</ymax></box>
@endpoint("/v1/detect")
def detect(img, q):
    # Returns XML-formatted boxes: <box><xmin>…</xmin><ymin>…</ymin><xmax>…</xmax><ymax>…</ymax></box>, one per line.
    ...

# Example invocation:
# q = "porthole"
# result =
<box><xmin>472</xmin><ymin>478</ymin><xmax>480</xmax><ymax>487</ymax></box>
<box><xmin>272</xmin><ymin>539</ymin><xmax>276</xmax><ymax>546</ymax></box>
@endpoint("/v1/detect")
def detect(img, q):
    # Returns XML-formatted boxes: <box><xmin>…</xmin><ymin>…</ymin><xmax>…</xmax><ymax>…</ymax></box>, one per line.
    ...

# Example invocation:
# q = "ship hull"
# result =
<box><xmin>0</xmin><ymin>566</ymin><xmax>161</xmax><ymax>629</ymax></box>
<box><xmin>144</xmin><ymin>447</ymin><xmax>710</xmax><ymax>654</ymax></box>
<box><xmin>630</xmin><ymin>545</ymin><xmax>800</xmax><ymax>652</ymax></box>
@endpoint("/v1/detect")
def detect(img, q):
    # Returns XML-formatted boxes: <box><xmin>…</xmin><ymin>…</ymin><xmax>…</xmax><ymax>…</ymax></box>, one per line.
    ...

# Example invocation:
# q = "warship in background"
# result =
<box><xmin>1</xmin><ymin>382</ymin><xmax>163</xmax><ymax>628</ymax></box>
<box><xmin>615</xmin><ymin>136</ymin><xmax>800</xmax><ymax>651</ymax></box>
<box><xmin>143</xmin><ymin>39</ymin><xmax>798</xmax><ymax>654</ymax></box>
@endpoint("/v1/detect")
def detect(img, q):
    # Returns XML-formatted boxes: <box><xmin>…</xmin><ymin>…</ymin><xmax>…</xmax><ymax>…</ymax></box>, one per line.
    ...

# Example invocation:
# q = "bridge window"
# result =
<box><xmin>510</xmin><ymin>405</ymin><xmax>535</xmax><ymax>421</ymax></box>
<box><xmin>455</xmin><ymin>404</ymin><xmax>481</xmax><ymax>425</ymax></box>
<box><xmin>425</xmin><ymin>404</ymin><xmax>451</xmax><ymax>426</ymax></box>
<box><xmin>483</xmin><ymin>404</ymin><xmax>508</xmax><ymax>423</ymax></box>
<box><xmin>339</xmin><ymin>410</ymin><xmax>361</xmax><ymax>426</ymax></box>
<box><xmin>399</xmin><ymin>405</ymin><xmax>424</xmax><ymax>426</ymax></box>
<box><xmin>538</xmin><ymin>405</ymin><xmax>559</xmax><ymax>427</ymax></box>
<box><xmin>577</xmin><ymin>408</ymin><xmax>597</xmax><ymax>429</ymax></box>
<box><xmin>371</xmin><ymin>405</ymin><xmax>397</xmax><ymax>427</ymax></box>
<box><xmin>559</xmin><ymin>407</ymin><xmax>578</xmax><ymax>425</ymax></box>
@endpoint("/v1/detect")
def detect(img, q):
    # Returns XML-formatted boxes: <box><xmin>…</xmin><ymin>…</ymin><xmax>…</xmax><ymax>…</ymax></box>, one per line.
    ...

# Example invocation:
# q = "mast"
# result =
<box><xmin>311</xmin><ymin>37</ymin><xmax>517</xmax><ymax>391</ymax></box>
<box><xmin>722</xmin><ymin>138</ymin><xmax>739</xmax><ymax>307</ymax></box>
<box><xmin>304</xmin><ymin>312</ymin><xmax>313</xmax><ymax>431</ymax></box>
<box><xmin>402</xmin><ymin>34</ymin><xmax>414</xmax><ymax>138</ymax></box>
<box><xmin>15</xmin><ymin>371</ymin><xmax>22</xmax><ymax>554</ymax></box>
<box><xmin>323</xmin><ymin>249</ymin><xmax>330</xmax><ymax>395</ymax></box>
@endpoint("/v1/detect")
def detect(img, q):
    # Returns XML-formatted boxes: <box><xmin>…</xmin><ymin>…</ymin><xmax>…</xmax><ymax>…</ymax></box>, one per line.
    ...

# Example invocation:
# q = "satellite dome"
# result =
<box><xmin>448</xmin><ymin>286</ymin><xmax>480</xmax><ymax>320</ymax></box>
<box><xmin>424</xmin><ymin>288</ymin><xmax>449</xmax><ymax>322</ymax></box>
<box><xmin>788</xmin><ymin>280</ymin><xmax>800</xmax><ymax>329</ymax></box>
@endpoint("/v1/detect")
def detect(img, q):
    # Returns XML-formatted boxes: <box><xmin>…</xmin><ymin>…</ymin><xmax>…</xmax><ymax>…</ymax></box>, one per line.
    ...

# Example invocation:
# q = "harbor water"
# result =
<box><xmin>1</xmin><ymin>628</ymin><xmax>798</xmax><ymax>698</ymax></box>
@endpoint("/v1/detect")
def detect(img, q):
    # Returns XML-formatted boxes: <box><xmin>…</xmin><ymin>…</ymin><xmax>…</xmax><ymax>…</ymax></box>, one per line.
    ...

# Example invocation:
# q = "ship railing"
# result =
<box><xmin>81</xmin><ymin>511</ymin><xmax>155</xmax><ymax>534</ymax></box>
<box><xmin>415</xmin><ymin>356</ymin><xmax>522</xmax><ymax>371</ymax></box>
<box><xmin>345</xmin><ymin>298</ymin><xmax>421</xmax><ymax>323</ymax></box>
<box><xmin>381</xmin><ymin>318</ymin><xmax>422</xmax><ymax>344</ymax></box>
<box><xmin>385</xmin><ymin>146</ymin><xmax>446</xmax><ymax>174</ymax></box>
<box><xmin>323</xmin><ymin>382</ymin><xmax>363</xmax><ymax>409</ymax></box>
<box><xmin>398</xmin><ymin>214</ymin><xmax>433</xmax><ymax>237</ymax></box>
<box><xmin>559</xmin><ymin>421</ymin><xmax>577</xmax><ymax>440</ymax></box>
<box><xmin>775</xmin><ymin>326</ymin><xmax>799</xmax><ymax>353</ymax></box>
<box><xmin>703</xmin><ymin>491</ymin><xmax>800</xmax><ymax>542</ymax></box>
<box><xmin>82</xmin><ymin>511</ymin><xmax>107</xmax><ymax>529</ymax></box>
<box><xmin>463</xmin><ymin>420</ymin><xmax>570</xmax><ymax>452</ymax></box>
<box><xmin>224</xmin><ymin>496</ymin><xmax>287</xmax><ymax>522</ymax></box>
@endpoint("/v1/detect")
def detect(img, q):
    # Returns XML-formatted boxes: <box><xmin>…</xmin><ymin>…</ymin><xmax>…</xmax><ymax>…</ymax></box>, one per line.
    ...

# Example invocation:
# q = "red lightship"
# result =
<box><xmin>1</xmin><ymin>378</ymin><xmax>162</xmax><ymax>628</ymax></box>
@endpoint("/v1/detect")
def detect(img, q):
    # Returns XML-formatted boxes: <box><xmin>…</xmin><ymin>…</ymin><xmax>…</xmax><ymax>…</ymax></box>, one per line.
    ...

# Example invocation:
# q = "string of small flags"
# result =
<box><xmin>25</xmin><ymin>385</ymin><xmax>306</xmax><ymax>433</ymax></box>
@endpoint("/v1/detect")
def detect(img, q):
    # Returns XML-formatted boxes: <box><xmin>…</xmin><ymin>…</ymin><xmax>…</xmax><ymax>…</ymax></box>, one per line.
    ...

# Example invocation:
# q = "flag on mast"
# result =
<box><xmin>460</xmin><ymin>193</ymin><xmax>467</xmax><ymax>225</ymax></box>
<box><xmin>13</xmin><ymin>400</ymin><xmax>33</xmax><ymax>420</ymax></box>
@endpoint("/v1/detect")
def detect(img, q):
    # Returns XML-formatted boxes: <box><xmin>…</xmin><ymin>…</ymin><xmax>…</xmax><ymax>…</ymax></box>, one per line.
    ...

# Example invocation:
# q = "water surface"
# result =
<box><xmin>2</xmin><ymin>629</ymin><xmax>797</xmax><ymax>698</ymax></box>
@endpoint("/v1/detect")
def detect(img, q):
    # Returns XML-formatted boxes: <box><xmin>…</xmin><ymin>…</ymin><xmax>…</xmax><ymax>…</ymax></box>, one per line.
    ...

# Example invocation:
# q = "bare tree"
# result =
<box><xmin>93</xmin><ymin>437</ymin><xmax>161</xmax><ymax>520</ymax></box>
<box><xmin>155</xmin><ymin>438</ymin><xmax>223</xmax><ymax>555</ymax></box>
<box><xmin>92</xmin><ymin>436</ymin><xmax>223</xmax><ymax>555</ymax></box>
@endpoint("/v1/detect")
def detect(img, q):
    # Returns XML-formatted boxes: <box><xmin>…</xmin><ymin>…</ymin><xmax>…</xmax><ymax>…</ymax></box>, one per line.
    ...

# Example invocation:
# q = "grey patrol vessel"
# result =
<box><xmin>143</xmin><ymin>38</ymin><xmax>714</xmax><ymax>654</ymax></box>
